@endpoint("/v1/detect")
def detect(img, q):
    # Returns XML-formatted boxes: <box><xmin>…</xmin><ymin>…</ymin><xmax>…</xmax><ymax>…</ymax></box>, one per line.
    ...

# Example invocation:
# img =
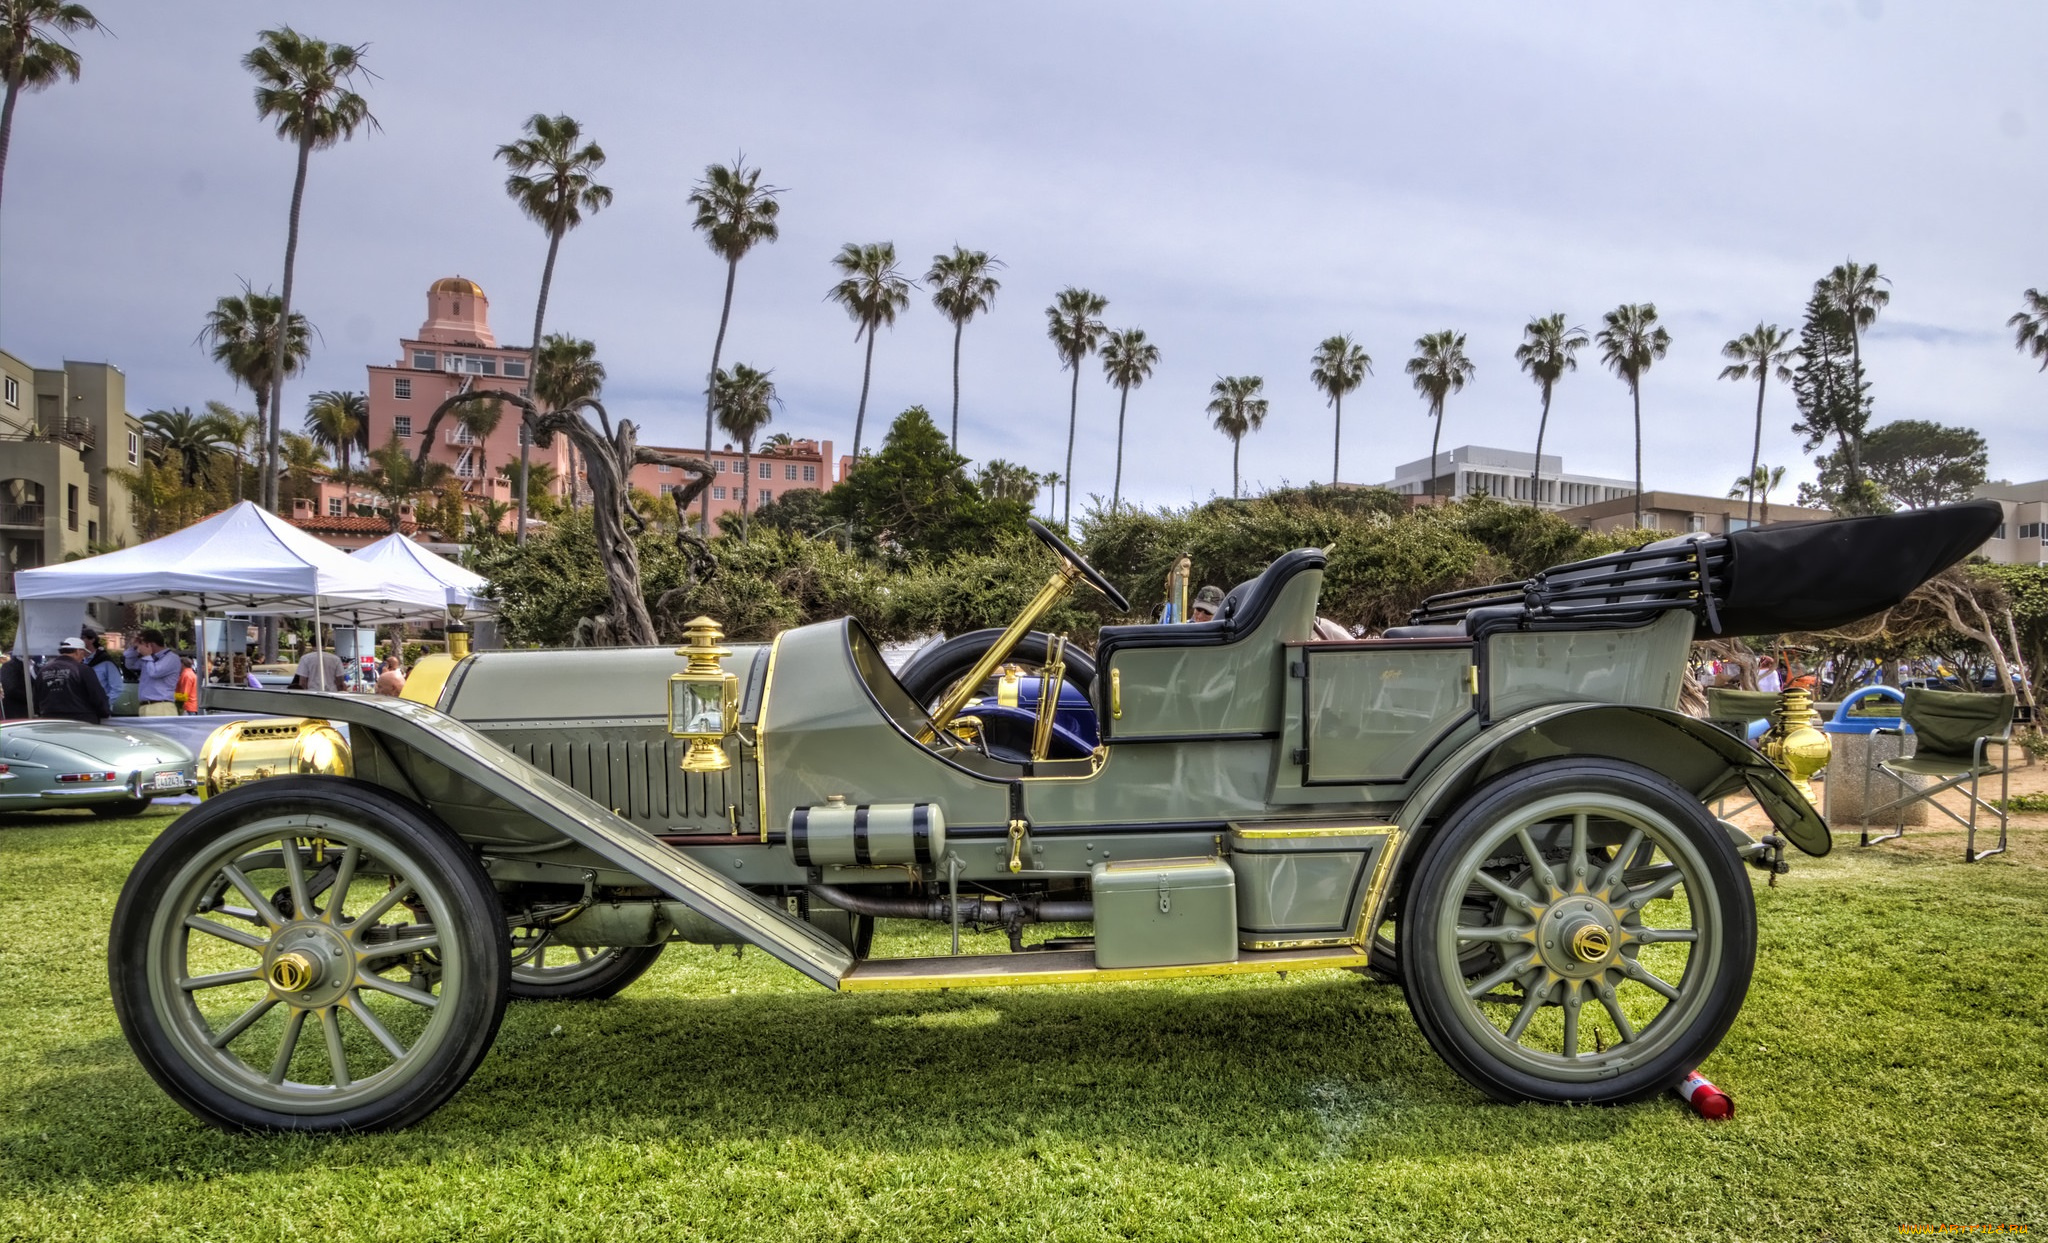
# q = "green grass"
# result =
<box><xmin>1</xmin><ymin>808</ymin><xmax>2043</xmax><ymax>1242</ymax></box>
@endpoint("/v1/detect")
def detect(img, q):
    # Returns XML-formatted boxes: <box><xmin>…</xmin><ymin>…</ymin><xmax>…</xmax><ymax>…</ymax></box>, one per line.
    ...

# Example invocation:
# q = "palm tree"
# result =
<box><xmin>364</xmin><ymin>438</ymin><xmax>452</xmax><ymax>532</ymax></box>
<box><xmin>975</xmin><ymin>459</ymin><xmax>1040</xmax><ymax>507</ymax></box>
<box><xmin>713</xmin><ymin>363</ymin><xmax>778</xmax><ymax>542</ymax></box>
<box><xmin>1595</xmin><ymin>304</ymin><xmax>1671</xmax><ymax>527</ymax></box>
<box><xmin>1206</xmin><ymin>375</ymin><xmax>1269</xmax><ymax>500</ymax></box>
<box><xmin>1819</xmin><ymin>261</ymin><xmax>1890</xmax><ymax>489</ymax></box>
<box><xmin>687</xmin><ymin>158</ymin><xmax>780</xmax><ymax>532</ymax></box>
<box><xmin>1045</xmin><ymin>286</ymin><xmax>1108</xmax><ymax>530</ymax></box>
<box><xmin>926</xmin><ymin>246</ymin><xmax>1003</xmax><ymax>451</ymax></box>
<box><xmin>243</xmin><ymin>27</ymin><xmax>376</xmax><ymax>513</ymax></box>
<box><xmin>1728</xmin><ymin>463</ymin><xmax>1786</xmax><ymax>527</ymax></box>
<box><xmin>533</xmin><ymin>332</ymin><xmax>604</xmax><ymax>508</ymax></box>
<box><xmin>498</xmin><ymin>112</ymin><xmax>612</xmax><ymax>541</ymax></box>
<box><xmin>1099</xmin><ymin>327</ymin><xmax>1159</xmax><ymax>512</ymax></box>
<box><xmin>466</xmin><ymin>497</ymin><xmax>512</xmax><ymax>544</ymax></box>
<box><xmin>1512</xmin><ymin>314</ymin><xmax>1586</xmax><ymax>507</ymax></box>
<box><xmin>1404</xmin><ymin>331</ymin><xmax>1475</xmax><ymax>503</ymax></box>
<box><xmin>205</xmin><ymin>401</ymin><xmax>261</xmax><ymax>502</ymax></box>
<box><xmin>303</xmin><ymin>389</ymin><xmax>367</xmax><ymax>476</ymax></box>
<box><xmin>198</xmin><ymin>283</ymin><xmax>311</xmax><ymax>482</ymax></box>
<box><xmin>1309</xmin><ymin>334</ymin><xmax>1372</xmax><ymax>486</ymax></box>
<box><xmin>826</xmin><ymin>241</ymin><xmax>913</xmax><ymax>464</ymax></box>
<box><xmin>277</xmin><ymin>430</ymin><xmax>327</xmax><ymax>508</ymax></box>
<box><xmin>141</xmin><ymin>407</ymin><xmax>231</xmax><ymax>488</ymax></box>
<box><xmin>1041</xmin><ymin>471</ymin><xmax>1061</xmax><ymax>522</ymax></box>
<box><xmin>1717</xmin><ymin>323</ymin><xmax>1795</xmax><ymax>528</ymax></box>
<box><xmin>0</xmin><ymin>0</ymin><xmax>103</xmax><ymax>321</ymax></box>
<box><xmin>2009</xmin><ymin>288</ymin><xmax>2048</xmax><ymax>372</ymax></box>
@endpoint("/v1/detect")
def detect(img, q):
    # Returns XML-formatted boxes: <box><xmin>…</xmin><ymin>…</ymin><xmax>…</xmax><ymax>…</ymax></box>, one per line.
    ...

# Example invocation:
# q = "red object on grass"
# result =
<box><xmin>1675</xmin><ymin>1070</ymin><xmax>1734</xmax><ymax>1118</ymax></box>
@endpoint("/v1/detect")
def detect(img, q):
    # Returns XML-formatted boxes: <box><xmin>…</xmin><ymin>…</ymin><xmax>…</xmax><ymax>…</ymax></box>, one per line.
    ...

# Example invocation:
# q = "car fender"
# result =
<box><xmin>1392</xmin><ymin>701</ymin><xmax>1829</xmax><ymax>892</ymax></box>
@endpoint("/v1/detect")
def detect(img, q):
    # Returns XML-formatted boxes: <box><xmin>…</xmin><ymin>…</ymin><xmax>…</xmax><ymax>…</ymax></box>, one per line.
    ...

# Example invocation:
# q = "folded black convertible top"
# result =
<box><xmin>1407</xmin><ymin>498</ymin><xmax>2003</xmax><ymax>639</ymax></box>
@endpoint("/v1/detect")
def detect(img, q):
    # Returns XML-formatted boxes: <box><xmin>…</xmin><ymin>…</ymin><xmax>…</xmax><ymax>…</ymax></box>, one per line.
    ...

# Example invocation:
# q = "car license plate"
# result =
<box><xmin>152</xmin><ymin>770</ymin><xmax>185</xmax><ymax>790</ymax></box>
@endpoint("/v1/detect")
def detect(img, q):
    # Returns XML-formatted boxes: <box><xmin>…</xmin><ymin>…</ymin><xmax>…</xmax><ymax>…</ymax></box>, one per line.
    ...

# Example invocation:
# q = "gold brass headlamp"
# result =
<box><xmin>668</xmin><ymin>616</ymin><xmax>740</xmax><ymax>774</ymax></box>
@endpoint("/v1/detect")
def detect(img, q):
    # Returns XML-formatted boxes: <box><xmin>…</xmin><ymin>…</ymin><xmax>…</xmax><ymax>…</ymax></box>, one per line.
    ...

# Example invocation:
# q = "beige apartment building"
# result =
<box><xmin>1558</xmin><ymin>489</ymin><xmax>1834</xmax><ymax>536</ymax></box>
<box><xmin>0</xmin><ymin>350</ymin><xmax>146</xmax><ymax>596</ymax></box>
<box><xmin>1971</xmin><ymin>479</ymin><xmax>2048</xmax><ymax>565</ymax></box>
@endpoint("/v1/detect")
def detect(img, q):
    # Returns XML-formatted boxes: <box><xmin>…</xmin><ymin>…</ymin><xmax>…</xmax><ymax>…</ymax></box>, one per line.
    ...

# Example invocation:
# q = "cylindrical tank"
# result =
<box><xmin>1820</xmin><ymin>686</ymin><xmax>1927</xmax><ymax>825</ymax></box>
<box><xmin>790</xmin><ymin>801</ymin><xmax>946</xmax><ymax>867</ymax></box>
<box><xmin>197</xmin><ymin>718</ymin><xmax>352</xmax><ymax>798</ymax></box>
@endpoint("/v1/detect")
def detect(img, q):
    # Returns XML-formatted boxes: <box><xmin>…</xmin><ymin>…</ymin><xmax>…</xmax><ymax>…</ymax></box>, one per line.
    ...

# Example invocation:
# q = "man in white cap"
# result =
<box><xmin>34</xmin><ymin>637</ymin><xmax>111</xmax><ymax>723</ymax></box>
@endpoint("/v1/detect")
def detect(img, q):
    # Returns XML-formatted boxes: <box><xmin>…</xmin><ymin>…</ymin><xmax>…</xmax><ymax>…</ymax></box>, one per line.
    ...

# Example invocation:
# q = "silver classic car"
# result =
<box><xmin>0</xmin><ymin>720</ymin><xmax>197</xmax><ymax>816</ymax></box>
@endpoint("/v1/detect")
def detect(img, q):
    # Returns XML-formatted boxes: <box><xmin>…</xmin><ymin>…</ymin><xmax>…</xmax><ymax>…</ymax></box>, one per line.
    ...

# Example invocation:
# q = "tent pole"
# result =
<box><xmin>313</xmin><ymin>596</ymin><xmax>324</xmax><ymax>692</ymax></box>
<box><xmin>195</xmin><ymin>595</ymin><xmax>207</xmax><ymax>715</ymax></box>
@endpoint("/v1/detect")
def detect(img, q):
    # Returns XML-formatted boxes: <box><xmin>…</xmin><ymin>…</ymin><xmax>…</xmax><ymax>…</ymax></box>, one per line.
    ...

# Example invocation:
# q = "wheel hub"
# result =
<box><xmin>1538</xmin><ymin>896</ymin><xmax>1618</xmax><ymax>978</ymax></box>
<box><xmin>265</xmin><ymin>923</ymin><xmax>353</xmax><ymax>1007</ymax></box>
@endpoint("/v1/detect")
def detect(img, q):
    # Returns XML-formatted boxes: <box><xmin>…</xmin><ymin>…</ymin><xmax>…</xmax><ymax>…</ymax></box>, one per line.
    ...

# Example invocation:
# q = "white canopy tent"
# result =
<box><xmin>11</xmin><ymin>502</ymin><xmax>450</xmax><ymax>709</ymax></box>
<box><xmin>351</xmin><ymin>532</ymin><xmax>492</xmax><ymax>615</ymax></box>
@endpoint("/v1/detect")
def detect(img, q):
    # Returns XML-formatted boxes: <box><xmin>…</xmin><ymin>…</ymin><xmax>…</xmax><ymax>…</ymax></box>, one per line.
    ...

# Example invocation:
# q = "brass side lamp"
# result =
<box><xmin>1761</xmin><ymin>685</ymin><xmax>1831</xmax><ymax>805</ymax></box>
<box><xmin>668</xmin><ymin>616</ymin><xmax>739</xmax><ymax>774</ymax></box>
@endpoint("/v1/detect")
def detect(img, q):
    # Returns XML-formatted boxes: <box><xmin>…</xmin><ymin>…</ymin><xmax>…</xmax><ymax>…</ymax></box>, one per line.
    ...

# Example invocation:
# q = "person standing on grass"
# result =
<box><xmin>175</xmin><ymin>655</ymin><xmax>199</xmax><ymax>714</ymax></box>
<box><xmin>34</xmin><ymin>638</ymin><xmax>110</xmax><ymax>724</ymax></box>
<box><xmin>294</xmin><ymin>630</ymin><xmax>343</xmax><ymax>691</ymax></box>
<box><xmin>1</xmin><ymin>654</ymin><xmax>29</xmax><ymax>720</ymax></box>
<box><xmin>86</xmin><ymin>632</ymin><xmax>124</xmax><ymax>704</ymax></box>
<box><xmin>125</xmin><ymin>628</ymin><xmax>180</xmax><ymax>716</ymax></box>
<box><xmin>375</xmin><ymin>655</ymin><xmax>405</xmax><ymax>697</ymax></box>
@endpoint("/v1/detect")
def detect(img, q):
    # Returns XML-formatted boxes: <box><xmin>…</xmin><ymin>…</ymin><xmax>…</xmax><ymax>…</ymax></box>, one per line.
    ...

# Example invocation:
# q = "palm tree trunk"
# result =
<box><xmin>1846</xmin><ymin>327</ymin><xmax>1866</xmax><ymax>490</ymax></box>
<box><xmin>520</xmin><ymin>223</ymin><xmax>563</xmax><ymax>545</ymax></box>
<box><xmin>1630</xmin><ymin>378</ymin><xmax>1643</xmax><ymax>528</ymax></box>
<box><xmin>852</xmin><ymin>327</ymin><xmax>877</xmax><ymax>462</ymax></box>
<box><xmin>1331</xmin><ymin>393</ymin><xmax>1342</xmax><ymax>487</ymax></box>
<box><xmin>1063</xmin><ymin>365</ymin><xmax>1080</xmax><ymax>530</ymax></box>
<box><xmin>739</xmin><ymin>442</ymin><xmax>752</xmax><ymax>545</ymax></box>
<box><xmin>702</xmin><ymin>257</ymin><xmax>738</xmax><ymax>534</ymax></box>
<box><xmin>1231</xmin><ymin>435</ymin><xmax>1241</xmax><ymax>500</ymax></box>
<box><xmin>266</xmin><ymin>130</ymin><xmax>315</xmax><ymax>514</ymax></box>
<box><xmin>252</xmin><ymin>389</ymin><xmax>270</xmax><ymax>503</ymax></box>
<box><xmin>0</xmin><ymin>72</ymin><xmax>21</xmax><ymax>341</ymax></box>
<box><xmin>1111</xmin><ymin>383</ymin><xmax>1129</xmax><ymax>511</ymax></box>
<box><xmin>1747</xmin><ymin>372</ymin><xmax>1765</xmax><ymax>528</ymax></box>
<box><xmin>1530</xmin><ymin>384</ymin><xmax>1552</xmax><ymax>508</ymax></box>
<box><xmin>1426</xmin><ymin>401</ymin><xmax>1444</xmax><ymax>503</ymax></box>
<box><xmin>949</xmin><ymin>320</ymin><xmax>963</xmax><ymax>452</ymax></box>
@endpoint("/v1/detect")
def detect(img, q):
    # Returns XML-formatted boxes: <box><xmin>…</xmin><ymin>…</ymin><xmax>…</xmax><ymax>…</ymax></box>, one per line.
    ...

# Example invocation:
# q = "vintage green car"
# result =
<box><xmin>107</xmin><ymin>504</ymin><xmax>1999</xmax><ymax>1132</ymax></box>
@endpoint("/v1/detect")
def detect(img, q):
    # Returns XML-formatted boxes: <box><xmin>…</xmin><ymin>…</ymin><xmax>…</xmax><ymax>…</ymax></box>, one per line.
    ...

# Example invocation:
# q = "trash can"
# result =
<box><xmin>1821</xmin><ymin>687</ymin><xmax>1927</xmax><ymax>826</ymax></box>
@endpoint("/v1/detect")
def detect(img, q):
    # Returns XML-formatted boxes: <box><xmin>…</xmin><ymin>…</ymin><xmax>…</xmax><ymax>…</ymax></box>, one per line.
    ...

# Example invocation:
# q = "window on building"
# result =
<box><xmin>758</xmin><ymin>489</ymin><xmax>772</xmax><ymax>503</ymax></box>
<box><xmin>1995</xmin><ymin>524</ymin><xmax>2008</xmax><ymax>541</ymax></box>
<box><xmin>88</xmin><ymin>520</ymin><xmax>98</xmax><ymax>544</ymax></box>
<box><xmin>394</xmin><ymin>416</ymin><xmax>413</xmax><ymax>438</ymax></box>
<box><xmin>785</xmin><ymin>463</ymin><xmax>798</xmax><ymax>480</ymax></box>
<box><xmin>3</xmin><ymin>376</ymin><xmax>16</xmax><ymax>407</ymax></box>
<box><xmin>328</xmin><ymin>497</ymin><xmax>344</xmax><ymax>517</ymax></box>
<box><xmin>803</xmin><ymin>464</ymin><xmax>817</xmax><ymax>482</ymax></box>
<box><xmin>2021</xmin><ymin>523</ymin><xmax>2043</xmax><ymax>541</ymax></box>
<box><xmin>394</xmin><ymin>376</ymin><xmax>412</xmax><ymax>400</ymax></box>
<box><xmin>126</xmin><ymin>431</ymin><xmax>139</xmax><ymax>466</ymax></box>
<box><xmin>1687</xmin><ymin>514</ymin><xmax>1707</xmax><ymax>533</ymax></box>
<box><xmin>441</xmin><ymin>353</ymin><xmax>497</xmax><ymax>376</ymax></box>
<box><xmin>713</xmin><ymin>486</ymin><xmax>726</xmax><ymax>500</ymax></box>
<box><xmin>66</xmin><ymin>484</ymin><xmax>79</xmax><ymax>531</ymax></box>
<box><xmin>759</xmin><ymin>461</ymin><xmax>772</xmax><ymax>479</ymax></box>
<box><xmin>658</xmin><ymin>464</ymin><xmax>671</xmax><ymax>474</ymax></box>
<box><xmin>412</xmin><ymin>351</ymin><xmax>436</xmax><ymax>370</ymax></box>
<box><xmin>502</xmin><ymin>358</ymin><xmax>526</xmax><ymax>378</ymax></box>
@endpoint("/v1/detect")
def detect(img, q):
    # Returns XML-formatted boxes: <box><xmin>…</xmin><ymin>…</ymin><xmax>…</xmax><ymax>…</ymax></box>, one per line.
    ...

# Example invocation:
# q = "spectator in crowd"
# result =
<box><xmin>125</xmin><ymin>628</ymin><xmax>181</xmax><ymax>716</ymax></box>
<box><xmin>293</xmin><ymin>631</ymin><xmax>344</xmax><ymax>691</ymax></box>
<box><xmin>1</xmin><ymin>654</ymin><xmax>27</xmax><ymax>720</ymax></box>
<box><xmin>228</xmin><ymin>654</ymin><xmax>262</xmax><ymax>689</ymax></box>
<box><xmin>375</xmin><ymin>655</ymin><xmax>406</xmax><ymax>697</ymax></box>
<box><xmin>86</xmin><ymin>631</ymin><xmax>125</xmax><ymax>705</ymax></box>
<box><xmin>1756</xmin><ymin>656</ymin><xmax>1782</xmax><ymax>694</ymax></box>
<box><xmin>34</xmin><ymin>637</ymin><xmax>110</xmax><ymax>723</ymax></box>
<box><xmin>176</xmin><ymin>654</ymin><xmax>200</xmax><ymax>714</ymax></box>
<box><xmin>1191</xmin><ymin>585</ymin><xmax>1225</xmax><ymax>622</ymax></box>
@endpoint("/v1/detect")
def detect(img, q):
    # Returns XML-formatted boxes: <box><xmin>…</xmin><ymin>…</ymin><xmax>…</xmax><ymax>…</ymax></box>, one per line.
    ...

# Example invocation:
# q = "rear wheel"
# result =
<box><xmin>1399</xmin><ymin>759</ymin><xmax>1754</xmax><ymax>1105</ymax></box>
<box><xmin>109</xmin><ymin>777</ymin><xmax>509</xmax><ymax>1132</ymax></box>
<box><xmin>508</xmin><ymin>942</ymin><xmax>665</xmax><ymax>1001</ymax></box>
<box><xmin>897</xmin><ymin>629</ymin><xmax>1097</xmax><ymax>707</ymax></box>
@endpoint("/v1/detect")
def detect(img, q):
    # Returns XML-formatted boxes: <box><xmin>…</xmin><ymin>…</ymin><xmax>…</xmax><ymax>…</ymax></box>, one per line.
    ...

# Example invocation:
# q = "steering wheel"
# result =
<box><xmin>1027</xmin><ymin>519</ymin><xmax>1130</xmax><ymax>612</ymax></box>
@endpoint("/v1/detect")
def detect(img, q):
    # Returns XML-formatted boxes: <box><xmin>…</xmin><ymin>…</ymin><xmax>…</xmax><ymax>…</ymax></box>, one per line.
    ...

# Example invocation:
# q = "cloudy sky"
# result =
<box><xmin>5</xmin><ymin>1</ymin><xmax>2045</xmax><ymax>512</ymax></box>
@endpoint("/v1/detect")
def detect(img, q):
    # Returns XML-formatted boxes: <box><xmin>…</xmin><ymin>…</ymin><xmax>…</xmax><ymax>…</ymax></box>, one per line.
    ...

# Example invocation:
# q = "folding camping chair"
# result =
<box><xmin>1858</xmin><ymin>688</ymin><xmax>2014</xmax><ymax>862</ymax></box>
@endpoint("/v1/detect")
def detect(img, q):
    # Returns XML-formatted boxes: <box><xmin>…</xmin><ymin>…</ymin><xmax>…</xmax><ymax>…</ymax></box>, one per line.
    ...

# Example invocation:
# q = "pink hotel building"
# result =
<box><xmin>364</xmin><ymin>278</ymin><xmax>839</xmax><ymax>532</ymax></box>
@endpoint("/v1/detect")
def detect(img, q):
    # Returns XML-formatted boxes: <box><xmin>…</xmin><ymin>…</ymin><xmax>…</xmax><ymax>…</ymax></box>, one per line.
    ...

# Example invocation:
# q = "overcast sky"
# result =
<box><xmin>5</xmin><ymin>1</ymin><xmax>2045</xmax><ymax>512</ymax></box>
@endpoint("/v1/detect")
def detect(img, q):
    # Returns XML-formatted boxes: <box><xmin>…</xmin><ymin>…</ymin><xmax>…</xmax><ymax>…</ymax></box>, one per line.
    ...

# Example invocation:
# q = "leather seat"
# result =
<box><xmin>1095</xmin><ymin>548</ymin><xmax>1328</xmax><ymax>666</ymax></box>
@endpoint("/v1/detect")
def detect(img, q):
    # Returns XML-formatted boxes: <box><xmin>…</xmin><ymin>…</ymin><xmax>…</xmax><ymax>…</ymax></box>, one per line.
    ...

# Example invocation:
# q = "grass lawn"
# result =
<box><xmin>1</xmin><ymin>801</ymin><xmax>2043</xmax><ymax>1242</ymax></box>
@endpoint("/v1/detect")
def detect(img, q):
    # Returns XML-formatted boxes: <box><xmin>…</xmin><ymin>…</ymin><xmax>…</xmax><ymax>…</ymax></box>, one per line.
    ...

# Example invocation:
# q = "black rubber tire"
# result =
<box><xmin>1398</xmin><ymin>758</ymin><xmax>1756</xmax><ymax>1106</ymax></box>
<box><xmin>108</xmin><ymin>776</ymin><xmax>510</xmax><ymax>1132</ymax></box>
<box><xmin>897</xmin><ymin>629</ymin><xmax>1097</xmax><ymax>707</ymax></box>
<box><xmin>91</xmin><ymin>796</ymin><xmax>154</xmax><ymax>819</ymax></box>
<box><xmin>508</xmin><ymin>943</ymin><xmax>666</xmax><ymax>1001</ymax></box>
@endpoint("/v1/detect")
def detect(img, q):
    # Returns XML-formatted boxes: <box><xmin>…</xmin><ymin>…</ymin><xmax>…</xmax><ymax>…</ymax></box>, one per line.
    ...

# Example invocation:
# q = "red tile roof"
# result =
<box><xmin>287</xmin><ymin>514</ymin><xmax>418</xmax><ymax>536</ymax></box>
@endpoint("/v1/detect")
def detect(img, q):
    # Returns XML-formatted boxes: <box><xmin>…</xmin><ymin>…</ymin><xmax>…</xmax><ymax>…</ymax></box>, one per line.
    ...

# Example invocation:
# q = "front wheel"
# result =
<box><xmin>109</xmin><ymin>777</ymin><xmax>510</xmax><ymax>1132</ymax></box>
<box><xmin>1399</xmin><ymin>758</ymin><xmax>1755</xmax><ymax>1106</ymax></box>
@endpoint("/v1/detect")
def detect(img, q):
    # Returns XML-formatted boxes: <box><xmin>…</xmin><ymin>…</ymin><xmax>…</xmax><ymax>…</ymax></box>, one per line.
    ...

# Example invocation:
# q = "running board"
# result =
<box><xmin>840</xmin><ymin>945</ymin><xmax>1372</xmax><ymax>992</ymax></box>
<box><xmin>205</xmin><ymin>688</ymin><xmax>856</xmax><ymax>989</ymax></box>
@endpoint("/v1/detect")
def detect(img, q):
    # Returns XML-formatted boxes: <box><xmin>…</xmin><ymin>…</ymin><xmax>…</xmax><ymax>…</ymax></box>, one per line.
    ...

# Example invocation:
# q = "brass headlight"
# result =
<box><xmin>668</xmin><ymin>616</ymin><xmax>739</xmax><ymax>774</ymax></box>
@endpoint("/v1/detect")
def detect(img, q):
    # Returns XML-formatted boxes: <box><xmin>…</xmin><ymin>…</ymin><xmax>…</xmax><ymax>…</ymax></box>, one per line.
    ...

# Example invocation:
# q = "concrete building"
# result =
<box><xmin>1557</xmin><ymin>490</ymin><xmax>1834</xmax><ymax>536</ymax></box>
<box><xmin>1377</xmin><ymin>445</ymin><xmax>1635</xmax><ymax>510</ymax></box>
<box><xmin>285</xmin><ymin>495</ymin><xmax>418</xmax><ymax>551</ymax></box>
<box><xmin>1971</xmin><ymin>480</ymin><xmax>2048</xmax><ymax>565</ymax></box>
<box><xmin>362</xmin><ymin>278</ymin><xmax>566</xmax><ymax>510</ymax></box>
<box><xmin>628</xmin><ymin>437</ymin><xmax>838</xmax><ymax>528</ymax></box>
<box><xmin>0</xmin><ymin>350</ymin><xmax>146</xmax><ymax>596</ymax></box>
